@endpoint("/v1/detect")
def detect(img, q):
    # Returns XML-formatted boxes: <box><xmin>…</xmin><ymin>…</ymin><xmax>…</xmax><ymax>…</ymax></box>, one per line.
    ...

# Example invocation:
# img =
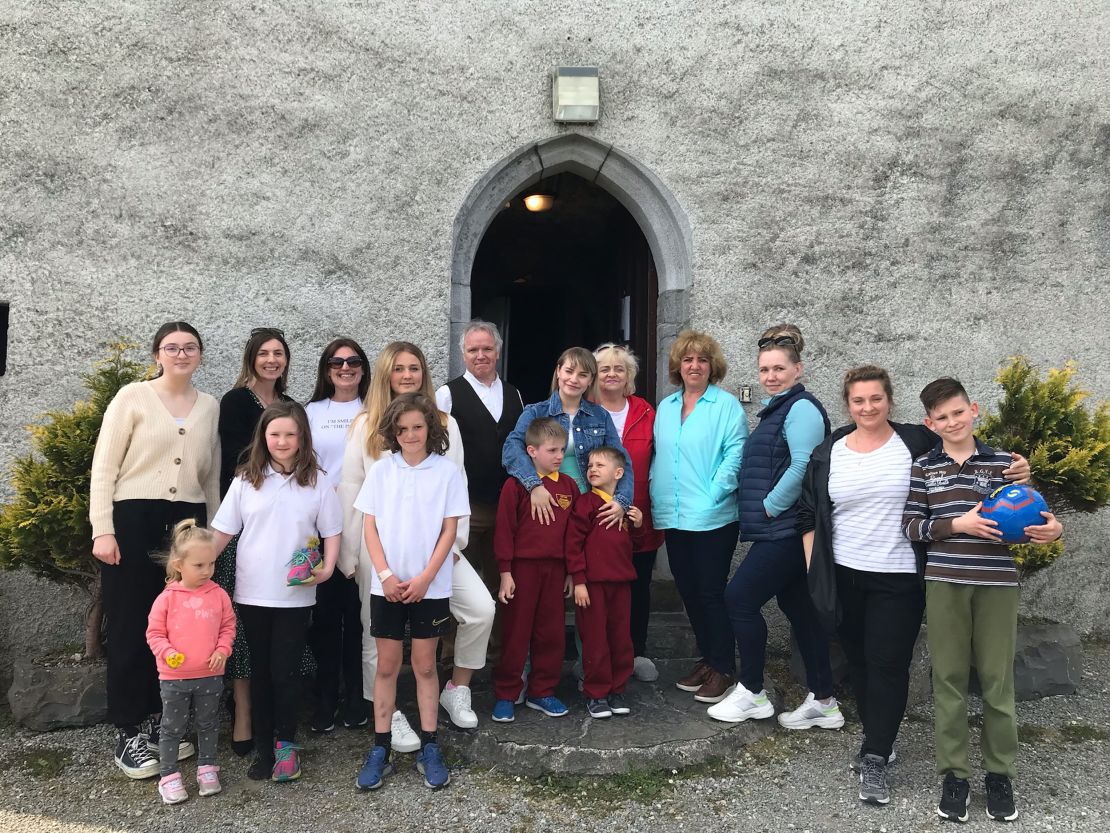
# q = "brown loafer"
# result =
<box><xmin>675</xmin><ymin>661</ymin><xmax>711</xmax><ymax>692</ymax></box>
<box><xmin>694</xmin><ymin>669</ymin><xmax>735</xmax><ymax>703</ymax></box>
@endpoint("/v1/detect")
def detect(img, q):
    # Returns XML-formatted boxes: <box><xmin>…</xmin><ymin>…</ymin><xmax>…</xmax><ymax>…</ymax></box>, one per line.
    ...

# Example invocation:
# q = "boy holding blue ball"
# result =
<box><xmin>902</xmin><ymin>378</ymin><xmax>1062</xmax><ymax>823</ymax></box>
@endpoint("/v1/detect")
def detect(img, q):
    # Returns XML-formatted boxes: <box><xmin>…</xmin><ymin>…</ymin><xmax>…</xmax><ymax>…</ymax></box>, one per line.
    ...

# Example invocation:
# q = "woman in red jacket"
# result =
<box><xmin>593</xmin><ymin>344</ymin><xmax>666</xmax><ymax>681</ymax></box>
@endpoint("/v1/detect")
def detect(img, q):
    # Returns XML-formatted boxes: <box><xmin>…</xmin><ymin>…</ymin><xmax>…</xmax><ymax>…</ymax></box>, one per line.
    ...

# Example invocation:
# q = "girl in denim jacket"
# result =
<box><xmin>502</xmin><ymin>347</ymin><xmax>633</xmax><ymax>529</ymax></box>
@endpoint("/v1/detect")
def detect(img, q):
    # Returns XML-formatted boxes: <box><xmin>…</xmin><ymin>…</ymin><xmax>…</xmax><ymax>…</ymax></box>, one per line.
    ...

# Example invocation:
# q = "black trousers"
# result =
<box><xmin>629</xmin><ymin>549</ymin><xmax>658</xmax><ymax>657</ymax></box>
<box><xmin>310</xmin><ymin>571</ymin><xmax>364</xmax><ymax>708</ymax></box>
<box><xmin>238</xmin><ymin>604</ymin><xmax>312</xmax><ymax>758</ymax></box>
<box><xmin>103</xmin><ymin>499</ymin><xmax>206</xmax><ymax>728</ymax></box>
<box><xmin>665</xmin><ymin>522</ymin><xmax>740</xmax><ymax>675</ymax></box>
<box><xmin>726</xmin><ymin>536</ymin><xmax>833</xmax><ymax>698</ymax></box>
<box><xmin>835</xmin><ymin>564</ymin><xmax>925</xmax><ymax>760</ymax></box>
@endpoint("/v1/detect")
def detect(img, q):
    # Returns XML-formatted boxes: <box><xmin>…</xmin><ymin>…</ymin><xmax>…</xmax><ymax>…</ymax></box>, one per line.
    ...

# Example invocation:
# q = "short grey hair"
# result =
<box><xmin>459</xmin><ymin>319</ymin><xmax>503</xmax><ymax>354</ymax></box>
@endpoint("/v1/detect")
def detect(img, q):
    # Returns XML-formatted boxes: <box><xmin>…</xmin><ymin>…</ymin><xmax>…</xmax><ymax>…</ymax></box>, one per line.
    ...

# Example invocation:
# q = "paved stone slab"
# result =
<box><xmin>450</xmin><ymin>659</ymin><xmax>775</xmax><ymax>775</ymax></box>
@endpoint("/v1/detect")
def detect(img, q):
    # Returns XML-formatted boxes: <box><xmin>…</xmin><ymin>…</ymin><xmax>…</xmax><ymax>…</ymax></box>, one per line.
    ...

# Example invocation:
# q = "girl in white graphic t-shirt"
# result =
<box><xmin>352</xmin><ymin>392</ymin><xmax>469</xmax><ymax>792</ymax></box>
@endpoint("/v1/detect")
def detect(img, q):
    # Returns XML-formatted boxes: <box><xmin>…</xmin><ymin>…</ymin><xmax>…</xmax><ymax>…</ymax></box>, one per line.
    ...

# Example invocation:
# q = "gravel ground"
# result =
<box><xmin>1</xmin><ymin>641</ymin><xmax>1108</xmax><ymax>833</ymax></box>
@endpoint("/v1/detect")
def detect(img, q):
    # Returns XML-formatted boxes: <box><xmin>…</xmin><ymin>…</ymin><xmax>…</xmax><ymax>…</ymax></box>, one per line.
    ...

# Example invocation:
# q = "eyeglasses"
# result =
<box><xmin>757</xmin><ymin>335</ymin><xmax>798</xmax><ymax>349</ymax></box>
<box><xmin>251</xmin><ymin>327</ymin><xmax>285</xmax><ymax>339</ymax></box>
<box><xmin>327</xmin><ymin>356</ymin><xmax>364</xmax><ymax>368</ymax></box>
<box><xmin>158</xmin><ymin>344</ymin><xmax>201</xmax><ymax>357</ymax></box>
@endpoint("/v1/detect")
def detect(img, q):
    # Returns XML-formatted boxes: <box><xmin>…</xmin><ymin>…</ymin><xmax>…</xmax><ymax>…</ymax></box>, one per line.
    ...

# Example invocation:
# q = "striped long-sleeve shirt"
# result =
<box><xmin>901</xmin><ymin>439</ymin><xmax>1018</xmax><ymax>586</ymax></box>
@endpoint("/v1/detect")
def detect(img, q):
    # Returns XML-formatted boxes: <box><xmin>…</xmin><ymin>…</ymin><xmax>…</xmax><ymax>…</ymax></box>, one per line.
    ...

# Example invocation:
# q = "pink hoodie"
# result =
<box><xmin>146</xmin><ymin>580</ymin><xmax>236</xmax><ymax>681</ymax></box>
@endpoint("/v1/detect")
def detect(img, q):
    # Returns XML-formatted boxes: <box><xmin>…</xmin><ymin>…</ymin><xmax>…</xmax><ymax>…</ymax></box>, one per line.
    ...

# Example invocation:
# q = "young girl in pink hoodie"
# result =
<box><xmin>146</xmin><ymin>519</ymin><xmax>236</xmax><ymax>805</ymax></box>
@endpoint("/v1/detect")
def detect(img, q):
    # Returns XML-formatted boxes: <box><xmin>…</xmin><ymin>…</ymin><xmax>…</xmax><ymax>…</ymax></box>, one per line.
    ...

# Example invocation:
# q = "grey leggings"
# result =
<box><xmin>158</xmin><ymin>676</ymin><xmax>223</xmax><ymax>776</ymax></box>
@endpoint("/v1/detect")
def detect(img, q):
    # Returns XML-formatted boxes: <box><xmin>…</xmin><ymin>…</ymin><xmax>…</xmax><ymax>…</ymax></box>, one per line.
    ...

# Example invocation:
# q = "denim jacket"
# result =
<box><xmin>502</xmin><ymin>391</ymin><xmax>634</xmax><ymax>509</ymax></box>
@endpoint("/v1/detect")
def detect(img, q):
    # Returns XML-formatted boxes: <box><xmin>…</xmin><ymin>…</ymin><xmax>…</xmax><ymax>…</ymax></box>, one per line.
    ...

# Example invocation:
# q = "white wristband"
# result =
<box><xmin>377</xmin><ymin>569</ymin><xmax>393</xmax><ymax>582</ymax></box>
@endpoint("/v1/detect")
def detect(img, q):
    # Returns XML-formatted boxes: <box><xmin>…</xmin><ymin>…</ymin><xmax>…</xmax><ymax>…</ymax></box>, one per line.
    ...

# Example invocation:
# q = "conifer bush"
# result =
<box><xmin>977</xmin><ymin>357</ymin><xmax>1110</xmax><ymax>577</ymax></box>
<box><xmin>0</xmin><ymin>342</ymin><xmax>150</xmax><ymax>659</ymax></box>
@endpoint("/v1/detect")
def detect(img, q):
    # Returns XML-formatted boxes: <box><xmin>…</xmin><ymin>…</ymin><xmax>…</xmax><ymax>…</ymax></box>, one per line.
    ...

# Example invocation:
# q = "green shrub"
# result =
<box><xmin>0</xmin><ymin>343</ymin><xmax>150</xmax><ymax>658</ymax></box>
<box><xmin>978</xmin><ymin>357</ymin><xmax>1110</xmax><ymax>577</ymax></box>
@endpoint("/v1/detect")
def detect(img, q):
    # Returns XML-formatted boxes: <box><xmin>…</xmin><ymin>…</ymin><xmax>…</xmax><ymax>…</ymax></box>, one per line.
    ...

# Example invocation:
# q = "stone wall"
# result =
<box><xmin>1</xmin><ymin>1</ymin><xmax>1107</xmax><ymax>668</ymax></box>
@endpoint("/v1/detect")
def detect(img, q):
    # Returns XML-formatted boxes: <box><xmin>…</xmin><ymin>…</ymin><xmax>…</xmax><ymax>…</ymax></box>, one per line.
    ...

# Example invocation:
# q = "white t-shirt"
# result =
<box><xmin>306</xmin><ymin>397</ymin><xmax>363</xmax><ymax>489</ymax></box>
<box><xmin>212</xmin><ymin>467</ymin><xmax>344</xmax><ymax>607</ymax></box>
<box><xmin>353</xmin><ymin>452</ymin><xmax>470</xmax><ymax>599</ymax></box>
<box><xmin>606</xmin><ymin>399</ymin><xmax>630</xmax><ymax>438</ymax></box>
<box><xmin>828</xmin><ymin>433</ymin><xmax>918</xmax><ymax>573</ymax></box>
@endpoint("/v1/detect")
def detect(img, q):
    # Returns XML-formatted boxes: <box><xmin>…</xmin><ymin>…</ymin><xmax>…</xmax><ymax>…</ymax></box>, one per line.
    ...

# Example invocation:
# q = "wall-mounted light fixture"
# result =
<box><xmin>553</xmin><ymin>66</ymin><xmax>599</xmax><ymax>123</ymax></box>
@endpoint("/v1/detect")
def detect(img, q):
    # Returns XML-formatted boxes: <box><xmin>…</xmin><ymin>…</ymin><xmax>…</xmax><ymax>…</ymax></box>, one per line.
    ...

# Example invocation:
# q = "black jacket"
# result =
<box><xmin>796</xmin><ymin>421</ymin><xmax>937</xmax><ymax>634</ymax></box>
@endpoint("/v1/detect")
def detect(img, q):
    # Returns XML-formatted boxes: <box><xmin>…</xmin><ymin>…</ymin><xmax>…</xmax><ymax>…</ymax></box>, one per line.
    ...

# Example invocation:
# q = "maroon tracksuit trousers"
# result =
<box><xmin>576</xmin><ymin>580</ymin><xmax>633</xmax><ymax>699</ymax></box>
<box><xmin>494</xmin><ymin>559</ymin><xmax>565</xmax><ymax>701</ymax></box>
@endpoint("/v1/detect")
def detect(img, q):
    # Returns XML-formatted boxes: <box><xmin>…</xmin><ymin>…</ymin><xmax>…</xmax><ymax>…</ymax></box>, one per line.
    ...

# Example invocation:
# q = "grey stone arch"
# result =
<box><xmin>449</xmin><ymin>133</ymin><xmax>692</xmax><ymax>396</ymax></box>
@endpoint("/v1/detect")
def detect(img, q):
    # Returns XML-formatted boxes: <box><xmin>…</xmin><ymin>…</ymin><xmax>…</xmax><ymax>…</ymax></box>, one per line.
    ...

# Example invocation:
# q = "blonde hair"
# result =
<box><xmin>163</xmin><ymin>519</ymin><xmax>214</xmax><ymax>584</ymax></box>
<box><xmin>757</xmin><ymin>323</ymin><xmax>805</xmax><ymax>364</ymax></box>
<box><xmin>593</xmin><ymin>343</ymin><xmax>639</xmax><ymax>397</ymax></box>
<box><xmin>668</xmin><ymin>330</ymin><xmax>728</xmax><ymax>387</ymax></box>
<box><xmin>549</xmin><ymin>347</ymin><xmax>599</xmax><ymax>401</ymax></box>
<box><xmin>359</xmin><ymin>341</ymin><xmax>447</xmax><ymax>459</ymax></box>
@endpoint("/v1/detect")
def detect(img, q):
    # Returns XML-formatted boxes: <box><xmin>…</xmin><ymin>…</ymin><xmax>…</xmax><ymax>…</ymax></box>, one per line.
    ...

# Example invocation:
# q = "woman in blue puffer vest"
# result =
<box><xmin>707</xmin><ymin>325</ymin><xmax>840</xmax><ymax>730</ymax></box>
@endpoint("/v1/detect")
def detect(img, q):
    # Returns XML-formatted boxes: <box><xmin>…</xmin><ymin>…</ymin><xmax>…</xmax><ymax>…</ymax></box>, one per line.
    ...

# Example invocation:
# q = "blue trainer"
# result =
<box><xmin>525</xmin><ymin>695</ymin><xmax>569</xmax><ymax>717</ymax></box>
<box><xmin>492</xmin><ymin>699</ymin><xmax>515</xmax><ymax>722</ymax></box>
<box><xmin>415</xmin><ymin>742</ymin><xmax>450</xmax><ymax>789</ymax></box>
<box><xmin>356</xmin><ymin>746</ymin><xmax>393</xmax><ymax>791</ymax></box>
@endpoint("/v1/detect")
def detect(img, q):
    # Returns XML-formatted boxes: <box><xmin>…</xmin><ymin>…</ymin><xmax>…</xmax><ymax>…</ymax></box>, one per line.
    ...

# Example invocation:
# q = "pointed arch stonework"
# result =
<box><xmin>450</xmin><ymin>134</ymin><xmax>692</xmax><ymax>396</ymax></box>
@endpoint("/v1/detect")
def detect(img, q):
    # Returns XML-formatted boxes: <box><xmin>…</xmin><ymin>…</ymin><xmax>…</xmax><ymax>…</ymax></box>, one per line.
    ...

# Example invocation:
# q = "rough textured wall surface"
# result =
<box><xmin>1</xmin><ymin>2</ymin><xmax>1107</xmax><ymax>662</ymax></box>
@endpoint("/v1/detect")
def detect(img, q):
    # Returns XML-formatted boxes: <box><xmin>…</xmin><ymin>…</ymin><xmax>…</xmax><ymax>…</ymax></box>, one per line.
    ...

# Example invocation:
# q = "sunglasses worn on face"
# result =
<box><xmin>327</xmin><ymin>356</ymin><xmax>364</xmax><ymax>368</ymax></box>
<box><xmin>757</xmin><ymin>334</ymin><xmax>798</xmax><ymax>349</ymax></box>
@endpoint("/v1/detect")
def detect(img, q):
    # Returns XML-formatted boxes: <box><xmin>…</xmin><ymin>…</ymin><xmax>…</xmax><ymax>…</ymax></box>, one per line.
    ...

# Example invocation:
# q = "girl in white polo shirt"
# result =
<box><xmin>210</xmin><ymin>401</ymin><xmax>343</xmax><ymax>784</ymax></box>
<box><xmin>353</xmin><ymin>393</ymin><xmax>469</xmax><ymax>792</ymax></box>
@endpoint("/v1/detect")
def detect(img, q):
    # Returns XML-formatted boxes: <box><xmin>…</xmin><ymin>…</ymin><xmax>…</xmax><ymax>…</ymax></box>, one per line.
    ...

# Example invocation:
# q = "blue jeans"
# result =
<box><xmin>725</xmin><ymin>536</ymin><xmax>833</xmax><ymax>698</ymax></box>
<box><xmin>666</xmin><ymin>522</ymin><xmax>739</xmax><ymax>675</ymax></box>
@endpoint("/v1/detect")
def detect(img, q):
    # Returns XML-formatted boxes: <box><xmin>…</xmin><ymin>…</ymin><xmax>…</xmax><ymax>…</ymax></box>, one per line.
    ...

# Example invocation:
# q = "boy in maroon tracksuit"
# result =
<box><xmin>491</xmin><ymin>418</ymin><xmax>580</xmax><ymax>722</ymax></box>
<box><xmin>566</xmin><ymin>446</ymin><xmax>644</xmax><ymax>718</ymax></box>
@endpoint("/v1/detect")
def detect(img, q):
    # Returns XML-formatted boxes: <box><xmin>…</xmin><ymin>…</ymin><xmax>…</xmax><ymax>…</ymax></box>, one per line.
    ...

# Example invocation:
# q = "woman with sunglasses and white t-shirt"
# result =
<box><xmin>305</xmin><ymin>338</ymin><xmax>372</xmax><ymax>733</ymax></box>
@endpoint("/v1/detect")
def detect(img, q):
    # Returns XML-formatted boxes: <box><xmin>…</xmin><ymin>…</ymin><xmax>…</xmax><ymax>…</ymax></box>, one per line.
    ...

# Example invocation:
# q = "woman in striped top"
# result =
<box><xmin>797</xmin><ymin>365</ymin><xmax>1028</xmax><ymax>807</ymax></box>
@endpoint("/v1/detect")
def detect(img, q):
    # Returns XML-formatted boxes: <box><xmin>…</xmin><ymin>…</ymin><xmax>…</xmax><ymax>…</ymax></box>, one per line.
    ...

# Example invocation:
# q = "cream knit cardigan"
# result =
<box><xmin>337</xmin><ymin>412</ymin><xmax>469</xmax><ymax>579</ymax></box>
<box><xmin>89</xmin><ymin>381</ymin><xmax>221</xmax><ymax>539</ymax></box>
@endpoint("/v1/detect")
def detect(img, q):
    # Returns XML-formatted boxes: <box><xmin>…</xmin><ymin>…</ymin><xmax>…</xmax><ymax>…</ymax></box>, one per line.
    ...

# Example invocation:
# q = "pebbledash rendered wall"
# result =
<box><xmin>1</xmin><ymin>2</ymin><xmax>1108</xmax><ymax>681</ymax></box>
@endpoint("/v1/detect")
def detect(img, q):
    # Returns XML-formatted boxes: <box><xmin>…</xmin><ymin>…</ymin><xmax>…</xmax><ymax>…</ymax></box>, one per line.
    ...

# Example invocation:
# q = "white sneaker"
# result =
<box><xmin>633</xmin><ymin>656</ymin><xmax>659</xmax><ymax>682</ymax></box>
<box><xmin>390</xmin><ymin>710</ymin><xmax>420</xmax><ymax>753</ymax></box>
<box><xmin>706</xmin><ymin>683</ymin><xmax>774</xmax><ymax>723</ymax></box>
<box><xmin>777</xmin><ymin>692</ymin><xmax>845</xmax><ymax>730</ymax></box>
<box><xmin>439</xmin><ymin>684</ymin><xmax>478</xmax><ymax>729</ymax></box>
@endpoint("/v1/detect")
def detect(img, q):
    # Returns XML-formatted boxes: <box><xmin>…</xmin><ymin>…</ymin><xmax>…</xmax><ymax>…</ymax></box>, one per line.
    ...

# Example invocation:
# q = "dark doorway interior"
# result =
<box><xmin>470</xmin><ymin>173</ymin><xmax>658</xmax><ymax>406</ymax></box>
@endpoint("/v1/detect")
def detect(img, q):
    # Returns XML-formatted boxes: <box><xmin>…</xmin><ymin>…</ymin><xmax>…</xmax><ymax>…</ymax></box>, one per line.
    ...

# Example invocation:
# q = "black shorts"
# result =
<box><xmin>369</xmin><ymin>595</ymin><xmax>452</xmax><ymax>640</ymax></box>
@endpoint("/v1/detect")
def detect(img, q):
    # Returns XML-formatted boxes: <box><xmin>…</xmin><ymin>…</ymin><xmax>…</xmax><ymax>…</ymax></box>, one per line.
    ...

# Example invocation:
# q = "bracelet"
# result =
<box><xmin>377</xmin><ymin>569</ymin><xmax>393</xmax><ymax>582</ymax></box>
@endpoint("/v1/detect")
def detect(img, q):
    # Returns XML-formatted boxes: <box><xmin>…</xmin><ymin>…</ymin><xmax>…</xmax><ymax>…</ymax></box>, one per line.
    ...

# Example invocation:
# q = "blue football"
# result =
<box><xmin>980</xmin><ymin>484</ymin><xmax>1050</xmax><ymax>544</ymax></box>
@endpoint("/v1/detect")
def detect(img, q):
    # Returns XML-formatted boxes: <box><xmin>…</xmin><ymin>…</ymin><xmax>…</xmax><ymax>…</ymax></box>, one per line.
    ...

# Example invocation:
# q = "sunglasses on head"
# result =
<box><xmin>757</xmin><ymin>334</ymin><xmax>798</xmax><ymax>349</ymax></box>
<box><xmin>251</xmin><ymin>327</ymin><xmax>285</xmax><ymax>339</ymax></box>
<box><xmin>327</xmin><ymin>356</ymin><xmax>364</xmax><ymax>368</ymax></box>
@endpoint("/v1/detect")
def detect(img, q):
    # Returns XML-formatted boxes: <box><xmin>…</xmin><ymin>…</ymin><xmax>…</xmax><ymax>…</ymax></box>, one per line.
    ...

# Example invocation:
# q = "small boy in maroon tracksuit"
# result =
<box><xmin>566</xmin><ymin>446</ymin><xmax>643</xmax><ymax>718</ymax></box>
<box><xmin>491</xmin><ymin>418</ymin><xmax>580</xmax><ymax>722</ymax></box>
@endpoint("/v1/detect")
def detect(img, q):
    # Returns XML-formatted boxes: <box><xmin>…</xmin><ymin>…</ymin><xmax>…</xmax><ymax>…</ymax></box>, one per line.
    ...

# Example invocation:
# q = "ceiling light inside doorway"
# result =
<box><xmin>553</xmin><ymin>66</ymin><xmax>600</xmax><ymax>123</ymax></box>
<box><xmin>523</xmin><ymin>193</ymin><xmax>555</xmax><ymax>212</ymax></box>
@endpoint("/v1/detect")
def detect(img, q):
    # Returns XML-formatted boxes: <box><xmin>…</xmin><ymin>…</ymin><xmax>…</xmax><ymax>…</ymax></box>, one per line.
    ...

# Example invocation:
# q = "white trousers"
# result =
<box><xmin>355</xmin><ymin>554</ymin><xmax>495</xmax><ymax>700</ymax></box>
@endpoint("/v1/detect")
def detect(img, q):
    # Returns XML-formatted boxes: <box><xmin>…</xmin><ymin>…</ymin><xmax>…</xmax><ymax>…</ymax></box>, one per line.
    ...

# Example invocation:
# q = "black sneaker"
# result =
<box><xmin>247</xmin><ymin>754</ymin><xmax>275</xmax><ymax>781</ymax></box>
<box><xmin>607</xmin><ymin>694</ymin><xmax>631</xmax><ymax>716</ymax></box>
<box><xmin>144</xmin><ymin>716</ymin><xmax>195</xmax><ymax>760</ymax></box>
<box><xmin>311</xmin><ymin>701</ymin><xmax>337</xmax><ymax>734</ymax></box>
<box><xmin>586</xmin><ymin>698</ymin><xmax>612</xmax><ymax>718</ymax></box>
<box><xmin>114</xmin><ymin>730</ymin><xmax>160</xmax><ymax>780</ymax></box>
<box><xmin>937</xmin><ymin>772</ymin><xmax>971</xmax><ymax>822</ymax></box>
<box><xmin>858</xmin><ymin>754</ymin><xmax>890</xmax><ymax>805</ymax></box>
<box><xmin>342</xmin><ymin>697</ymin><xmax>370</xmax><ymax>729</ymax></box>
<box><xmin>985</xmin><ymin>773</ymin><xmax>1019</xmax><ymax>822</ymax></box>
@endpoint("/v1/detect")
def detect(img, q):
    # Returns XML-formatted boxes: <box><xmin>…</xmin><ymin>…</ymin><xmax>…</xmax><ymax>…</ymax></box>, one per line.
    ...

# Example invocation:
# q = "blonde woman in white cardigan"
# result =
<box><xmin>89</xmin><ymin>322</ymin><xmax>220</xmax><ymax>780</ymax></box>
<box><xmin>339</xmin><ymin>342</ymin><xmax>494</xmax><ymax>743</ymax></box>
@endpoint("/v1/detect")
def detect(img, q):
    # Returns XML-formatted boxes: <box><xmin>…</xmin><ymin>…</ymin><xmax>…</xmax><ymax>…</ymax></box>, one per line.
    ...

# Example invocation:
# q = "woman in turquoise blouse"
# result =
<box><xmin>650</xmin><ymin>330</ymin><xmax>747</xmax><ymax>704</ymax></box>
